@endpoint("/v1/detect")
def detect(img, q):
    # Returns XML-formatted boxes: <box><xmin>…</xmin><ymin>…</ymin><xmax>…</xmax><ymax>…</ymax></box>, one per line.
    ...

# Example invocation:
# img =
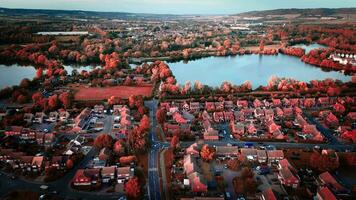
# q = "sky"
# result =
<box><xmin>0</xmin><ymin>0</ymin><xmax>355</xmax><ymax>15</ymax></box>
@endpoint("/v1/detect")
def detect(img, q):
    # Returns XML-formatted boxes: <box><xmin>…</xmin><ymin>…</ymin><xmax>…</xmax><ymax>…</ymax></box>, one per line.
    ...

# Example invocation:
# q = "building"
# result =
<box><xmin>277</xmin><ymin>159</ymin><xmax>299</xmax><ymax>188</ymax></box>
<box><xmin>117</xmin><ymin>167</ymin><xmax>134</xmax><ymax>183</ymax></box>
<box><xmin>73</xmin><ymin>169</ymin><xmax>101</xmax><ymax>187</ymax></box>
<box><xmin>240</xmin><ymin>148</ymin><xmax>257</xmax><ymax>161</ymax></box>
<box><xmin>257</xmin><ymin>150</ymin><xmax>267</xmax><ymax>163</ymax></box>
<box><xmin>203</xmin><ymin>128</ymin><xmax>219</xmax><ymax>141</ymax></box>
<box><xmin>215</xmin><ymin>146</ymin><xmax>239</xmax><ymax>158</ymax></box>
<box><xmin>316</xmin><ymin>186</ymin><xmax>337</xmax><ymax>200</ymax></box>
<box><xmin>34</xmin><ymin>112</ymin><xmax>46</xmax><ymax>123</ymax></box>
<box><xmin>267</xmin><ymin>150</ymin><xmax>284</xmax><ymax>163</ymax></box>
<box><xmin>101</xmin><ymin>166</ymin><xmax>116</xmax><ymax>183</ymax></box>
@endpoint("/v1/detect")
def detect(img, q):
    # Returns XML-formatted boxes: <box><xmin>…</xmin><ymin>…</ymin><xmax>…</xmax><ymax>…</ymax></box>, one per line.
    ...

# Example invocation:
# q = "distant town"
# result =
<box><xmin>0</xmin><ymin>5</ymin><xmax>355</xmax><ymax>200</ymax></box>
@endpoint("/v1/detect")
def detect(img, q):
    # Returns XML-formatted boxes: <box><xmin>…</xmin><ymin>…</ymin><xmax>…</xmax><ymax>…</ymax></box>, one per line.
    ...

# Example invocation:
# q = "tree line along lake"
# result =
<box><xmin>0</xmin><ymin>44</ymin><xmax>352</xmax><ymax>89</ymax></box>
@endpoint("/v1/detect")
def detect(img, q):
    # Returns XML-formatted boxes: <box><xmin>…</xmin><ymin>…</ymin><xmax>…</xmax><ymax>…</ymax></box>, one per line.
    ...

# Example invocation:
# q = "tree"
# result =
<box><xmin>333</xmin><ymin>103</ymin><xmax>345</xmax><ymax>114</ymax></box>
<box><xmin>94</xmin><ymin>134</ymin><xmax>113</xmax><ymax>149</ymax></box>
<box><xmin>171</xmin><ymin>135</ymin><xmax>179</xmax><ymax>149</ymax></box>
<box><xmin>200</xmin><ymin>144</ymin><xmax>215</xmax><ymax>162</ymax></box>
<box><xmin>59</xmin><ymin>92</ymin><xmax>72</xmax><ymax>109</ymax></box>
<box><xmin>156</xmin><ymin>108</ymin><xmax>167</xmax><ymax>124</ymax></box>
<box><xmin>66</xmin><ymin>159</ymin><xmax>74</xmax><ymax>169</ymax></box>
<box><xmin>139</xmin><ymin>115</ymin><xmax>150</xmax><ymax>132</ymax></box>
<box><xmin>227</xmin><ymin>159</ymin><xmax>241</xmax><ymax>171</ymax></box>
<box><xmin>259</xmin><ymin>39</ymin><xmax>265</xmax><ymax>52</ymax></box>
<box><xmin>48</xmin><ymin>95</ymin><xmax>59</xmax><ymax>110</ymax></box>
<box><xmin>310</xmin><ymin>152</ymin><xmax>339</xmax><ymax>172</ymax></box>
<box><xmin>113</xmin><ymin>140</ymin><xmax>125</xmax><ymax>155</ymax></box>
<box><xmin>241</xmin><ymin>167</ymin><xmax>254</xmax><ymax>179</ymax></box>
<box><xmin>36</xmin><ymin>68</ymin><xmax>43</xmax><ymax>79</ymax></box>
<box><xmin>125</xmin><ymin>177</ymin><xmax>141</xmax><ymax>199</ymax></box>
<box><xmin>20</xmin><ymin>78</ymin><xmax>30</xmax><ymax>88</ymax></box>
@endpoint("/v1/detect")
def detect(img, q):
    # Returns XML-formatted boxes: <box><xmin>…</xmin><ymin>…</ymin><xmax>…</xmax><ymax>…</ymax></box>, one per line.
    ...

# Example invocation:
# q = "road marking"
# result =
<box><xmin>149</xmin><ymin>168</ymin><xmax>158</xmax><ymax>171</ymax></box>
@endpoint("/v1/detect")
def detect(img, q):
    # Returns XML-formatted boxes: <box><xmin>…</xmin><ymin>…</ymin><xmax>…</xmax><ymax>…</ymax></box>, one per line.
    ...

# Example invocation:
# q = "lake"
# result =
<box><xmin>0</xmin><ymin>64</ymin><xmax>97</xmax><ymax>88</ymax></box>
<box><xmin>169</xmin><ymin>54</ymin><xmax>351</xmax><ymax>89</ymax></box>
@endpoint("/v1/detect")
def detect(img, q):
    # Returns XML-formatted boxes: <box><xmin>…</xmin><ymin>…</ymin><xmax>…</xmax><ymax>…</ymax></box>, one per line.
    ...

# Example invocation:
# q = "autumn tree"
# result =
<box><xmin>48</xmin><ymin>95</ymin><xmax>59</xmax><ymax>110</ymax></box>
<box><xmin>227</xmin><ymin>159</ymin><xmax>241</xmax><ymax>171</ymax></box>
<box><xmin>66</xmin><ymin>159</ymin><xmax>74</xmax><ymax>169</ymax></box>
<box><xmin>156</xmin><ymin>108</ymin><xmax>167</xmax><ymax>124</ymax></box>
<box><xmin>113</xmin><ymin>140</ymin><xmax>125</xmax><ymax>155</ymax></box>
<box><xmin>59</xmin><ymin>92</ymin><xmax>72</xmax><ymax>109</ymax></box>
<box><xmin>259</xmin><ymin>39</ymin><xmax>265</xmax><ymax>52</ymax></box>
<box><xmin>124</xmin><ymin>177</ymin><xmax>141</xmax><ymax>199</ymax></box>
<box><xmin>171</xmin><ymin>135</ymin><xmax>179</xmax><ymax>149</ymax></box>
<box><xmin>94</xmin><ymin>134</ymin><xmax>113</xmax><ymax>149</ymax></box>
<box><xmin>200</xmin><ymin>144</ymin><xmax>215</xmax><ymax>162</ymax></box>
<box><xmin>309</xmin><ymin>152</ymin><xmax>339</xmax><ymax>172</ymax></box>
<box><xmin>138</xmin><ymin>115</ymin><xmax>150</xmax><ymax>132</ymax></box>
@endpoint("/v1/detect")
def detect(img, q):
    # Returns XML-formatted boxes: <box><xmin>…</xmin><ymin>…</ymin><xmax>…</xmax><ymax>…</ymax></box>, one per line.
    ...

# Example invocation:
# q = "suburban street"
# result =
<box><xmin>1</xmin><ymin>99</ymin><xmax>355</xmax><ymax>200</ymax></box>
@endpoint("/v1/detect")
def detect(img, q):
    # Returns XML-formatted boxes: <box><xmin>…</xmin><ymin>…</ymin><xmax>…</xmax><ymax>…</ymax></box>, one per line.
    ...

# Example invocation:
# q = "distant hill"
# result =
<box><xmin>234</xmin><ymin>8</ymin><xmax>356</xmax><ymax>18</ymax></box>
<box><xmin>0</xmin><ymin>7</ymin><xmax>177</xmax><ymax>20</ymax></box>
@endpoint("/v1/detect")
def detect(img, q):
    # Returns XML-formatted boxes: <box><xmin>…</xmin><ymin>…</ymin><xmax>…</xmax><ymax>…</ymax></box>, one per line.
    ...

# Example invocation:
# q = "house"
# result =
<box><xmin>19</xmin><ymin>156</ymin><xmax>34</xmax><ymax>171</ymax></box>
<box><xmin>99</xmin><ymin>148</ymin><xmax>112</xmax><ymax>161</ymax></box>
<box><xmin>316</xmin><ymin>186</ymin><xmax>337</xmax><ymax>200</ymax></box>
<box><xmin>264</xmin><ymin>109</ymin><xmax>275</xmax><ymax>120</ymax></box>
<box><xmin>240</xmin><ymin>148</ymin><xmax>257</xmax><ymax>160</ymax></box>
<box><xmin>184</xmin><ymin>154</ymin><xmax>200</xmax><ymax>175</ymax></box>
<box><xmin>36</xmin><ymin>132</ymin><xmax>45</xmax><ymax>145</ymax></box>
<box><xmin>50</xmin><ymin>156</ymin><xmax>67</xmax><ymax>170</ymax></box>
<box><xmin>19</xmin><ymin>129</ymin><xmax>36</xmax><ymax>140</ymax></box>
<box><xmin>254</xmin><ymin>108</ymin><xmax>264</xmax><ymax>118</ymax></box>
<box><xmin>237</xmin><ymin>100</ymin><xmax>248</xmax><ymax>108</ymax></box>
<box><xmin>203</xmin><ymin>128</ymin><xmax>219</xmax><ymax>140</ymax></box>
<box><xmin>290</xmin><ymin>98</ymin><xmax>300</xmax><ymax>107</ymax></box>
<box><xmin>224</xmin><ymin>101</ymin><xmax>234</xmax><ymax>110</ymax></box>
<box><xmin>59</xmin><ymin>110</ymin><xmax>70</xmax><ymax>122</ymax></box>
<box><xmin>246</xmin><ymin>123</ymin><xmax>257</xmax><ymax>135</ymax></box>
<box><xmin>260</xmin><ymin>187</ymin><xmax>277</xmax><ymax>200</ymax></box>
<box><xmin>31</xmin><ymin>156</ymin><xmax>44</xmax><ymax>171</ymax></box>
<box><xmin>23</xmin><ymin>113</ymin><xmax>34</xmax><ymax>123</ymax></box>
<box><xmin>44</xmin><ymin>133</ymin><xmax>56</xmax><ymax>147</ymax></box>
<box><xmin>173</xmin><ymin>112</ymin><xmax>187</xmax><ymax>124</ymax></box>
<box><xmin>267</xmin><ymin>150</ymin><xmax>284</xmax><ymax>163</ymax></box>
<box><xmin>186</xmin><ymin>143</ymin><xmax>200</xmax><ymax>156</ymax></box>
<box><xmin>325</xmin><ymin>113</ymin><xmax>339</xmax><ymax>128</ymax></box>
<box><xmin>318</xmin><ymin>97</ymin><xmax>330</xmax><ymax>106</ymax></box>
<box><xmin>231</xmin><ymin>122</ymin><xmax>245</xmax><ymax>136</ymax></box>
<box><xmin>318</xmin><ymin>171</ymin><xmax>346</xmax><ymax>193</ymax></box>
<box><xmin>275</xmin><ymin>107</ymin><xmax>283</xmax><ymax>117</ymax></box>
<box><xmin>234</xmin><ymin>111</ymin><xmax>245</xmax><ymax>122</ymax></box>
<box><xmin>213</xmin><ymin>112</ymin><xmax>224</xmax><ymax>122</ymax></box>
<box><xmin>283</xmin><ymin>98</ymin><xmax>290</xmax><ymax>106</ymax></box>
<box><xmin>188</xmin><ymin>172</ymin><xmax>208</xmax><ymax>193</ymax></box>
<box><xmin>5</xmin><ymin>126</ymin><xmax>23</xmax><ymax>136</ymax></box>
<box><xmin>92</xmin><ymin>157</ymin><xmax>106</xmax><ymax>168</ymax></box>
<box><xmin>215</xmin><ymin>146</ymin><xmax>239</xmax><ymax>158</ymax></box>
<box><xmin>253</xmin><ymin>99</ymin><xmax>262</xmax><ymax>108</ymax></box>
<box><xmin>223</xmin><ymin>111</ymin><xmax>234</xmax><ymax>122</ymax></box>
<box><xmin>214</xmin><ymin>102</ymin><xmax>224</xmax><ymax>110</ymax></box>
<box><xmin>190</xmin><ymin>102</ymin><xmax>200</xmax><ymax>112</ymax></box>
<box><xmin>94</xmin><ymin>104</ymin><xmax>105</xmax><ymax>114</ymax></box>
<box><xmin>277</xmin><ymin>159</ymin><xmax>299</xmax><ymax>188</ymax></box>
<box><xmin>205</xmin><ymin>102</ymin><xmax>215</xmax><ymax>112</ymax></box>
<box><xmin>283</xmin><ymin>108</ymin><xmax>293</xmax><ymax>118</ymax></box>
<box><xmin>117</xmin><ymin>167</ymin><xmax>134</xmax><ymax>183</ymax></box>
<box><xmin>272</xmin><ymin>99</ymin><xmax>282</xmax><ymax>107</ymax></box>
<box><xmin>73</xmin><ymin>169</ymin><xmax>101</xmax><ymax>187</ymax></box>
<box><xmin>34</xmin><ymin>112</ymin><xmax>46</xmax><ymax>123</ymax></box>
<box><xmin>74</xmin><ymin>108</ymin><xmax>91</xmax><ymax>129</ymax></box>
<box><xmin>47</xmin><ymin>111</ymin><xmax>58</xmax><ymax>122</ymax></box>
<box><xmin>257</xmin><ymin>150</ymin><xmax>267</xmax><ymax>163</ymax></box>
<box><xmin>101</xmin><ymin>166</ymin><xmax>116</xmax><ymax>183</ymax></box>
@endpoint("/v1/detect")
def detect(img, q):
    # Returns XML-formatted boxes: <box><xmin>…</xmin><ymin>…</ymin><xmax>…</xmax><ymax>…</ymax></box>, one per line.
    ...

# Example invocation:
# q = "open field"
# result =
<box><xmin>72</xmin><ymin>85</ymin><xmax>153</xmax><ymax>101</ymax></box>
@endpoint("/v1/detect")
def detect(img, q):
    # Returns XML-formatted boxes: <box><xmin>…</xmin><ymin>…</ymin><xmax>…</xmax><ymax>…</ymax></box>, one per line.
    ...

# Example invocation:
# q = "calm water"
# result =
<box><xmin>292</xmin><ymin>43</ymin><xmax>327</xmax><ymax>54</ymax></box>
<box><xmin>0</xmin><ymin>64</ymin><xmax>96</xmax><ymax>88</ymax></box>
<box><xmin>169</xmin><ymin>54</ymin><xmax>351</xmax><ymax>89</ymax></box>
